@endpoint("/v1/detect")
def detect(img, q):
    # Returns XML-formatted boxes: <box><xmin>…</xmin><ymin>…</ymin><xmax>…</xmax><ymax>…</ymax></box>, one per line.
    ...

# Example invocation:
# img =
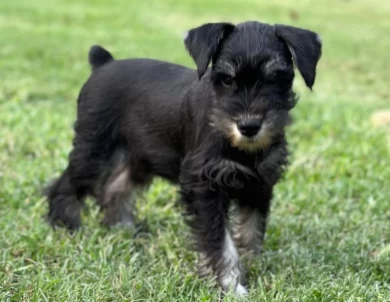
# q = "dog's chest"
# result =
<box><xmin>226</xmin><ymin>148</ymin><xmax>259</xmax><ymax>170</ymax></box>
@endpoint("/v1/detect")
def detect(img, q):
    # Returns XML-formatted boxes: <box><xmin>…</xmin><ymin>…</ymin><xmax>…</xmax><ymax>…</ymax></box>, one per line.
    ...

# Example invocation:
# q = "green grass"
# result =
<box><xmin>1</xmin><ymin>0</ymin><xmax>390</xmax><ymax>301</ymax></box>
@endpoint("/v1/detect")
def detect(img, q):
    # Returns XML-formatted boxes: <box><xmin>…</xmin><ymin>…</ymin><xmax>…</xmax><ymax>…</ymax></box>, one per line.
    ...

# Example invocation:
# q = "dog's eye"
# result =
<box><xmin>220</xmin><ymin>74</ymin><xmax>234</xmax><ymax>87</ymax></box>
<box><xmin>266</xmin><ymin>71</ymin><xmax>293</xmax><ymax>87</ymax></box>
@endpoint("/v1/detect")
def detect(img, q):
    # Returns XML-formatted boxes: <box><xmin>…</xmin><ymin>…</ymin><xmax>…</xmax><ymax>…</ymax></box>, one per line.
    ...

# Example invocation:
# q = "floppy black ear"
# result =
<box><xmin>275</xmin><ymin>25</ymin><xmax>322</xmax><ymax>89</ymax></box>
<box><xmin>184</xmin><ymin>23</ymin><xmax>235</xmax><ymax>79</ymax></box>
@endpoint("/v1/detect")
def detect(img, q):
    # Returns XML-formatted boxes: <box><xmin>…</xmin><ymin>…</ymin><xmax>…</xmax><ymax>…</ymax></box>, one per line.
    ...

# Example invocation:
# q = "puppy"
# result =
<box><xmin>46</xmin><ymin>21</ymin><xmax>321</xmax><ymax>295</ymax></box>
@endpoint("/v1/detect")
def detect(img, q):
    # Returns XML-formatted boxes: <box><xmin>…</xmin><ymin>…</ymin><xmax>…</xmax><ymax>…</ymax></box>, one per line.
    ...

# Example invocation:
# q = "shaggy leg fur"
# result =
<box><xmin>232</xmin><ymin>206</ymin><xmax>267</xmax><ymax>257</ymax></box>
<box><xmin>181</xmin><ymin>186</ymin><xmax>247</xmax><ymax>295</ymax></box>
<box><xmin>46</xmin><ymin>167</ymin><xmax>85</xmax><ymax>230</ymax></box>
<box><xmin>99</xmin><ymin>168</ymin><xmax>135</xmax><ymax>228</ymax></box>
<box><xmin>232</xmin><ymin>188</ymin><xmax>271</xmax><ymax>257</ymax></box>
<box><xmin>97</xmin><ymin>151</ymin><xmax>135</xmax><ymax>228</ymax></box>
<box><xmin>46</xmin><ymin>134</ymin><xmax>104</xmax><ymax>229</ymax></box>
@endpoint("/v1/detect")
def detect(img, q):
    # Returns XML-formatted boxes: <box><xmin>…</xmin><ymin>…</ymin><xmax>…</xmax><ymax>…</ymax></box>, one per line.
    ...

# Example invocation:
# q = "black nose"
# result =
<box><xmin>237</xmin><ymin>120</ymin><xmax>261</xmax><ymax>137</ymax></box>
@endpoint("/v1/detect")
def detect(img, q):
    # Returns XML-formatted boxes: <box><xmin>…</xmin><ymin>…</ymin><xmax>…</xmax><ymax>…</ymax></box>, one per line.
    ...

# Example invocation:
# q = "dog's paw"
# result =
<box><xmin>234</xmin><ymin>284</ymin><xmax>249</xmax><ymax>296</ymax></box>
<box><xmin>101</xmin><ymin>212</ymin><xmax>136</xmax><ymax>230</ymax></box>
<box><xmin>222</xmin><ymin>283</ymin><xmax>248</xmax><ymax>299</ymax></box>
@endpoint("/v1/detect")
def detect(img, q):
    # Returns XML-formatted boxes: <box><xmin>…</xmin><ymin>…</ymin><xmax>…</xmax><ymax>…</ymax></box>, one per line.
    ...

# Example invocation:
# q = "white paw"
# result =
<box><xmin>223</xmin><ymin>283</ymin><xmax>249</xmax><ymax>297</ymax></box>
<box><xmin>235</xmin><ymin>283</ymin><xmax>249</xmax><ymax>296</ymax></box>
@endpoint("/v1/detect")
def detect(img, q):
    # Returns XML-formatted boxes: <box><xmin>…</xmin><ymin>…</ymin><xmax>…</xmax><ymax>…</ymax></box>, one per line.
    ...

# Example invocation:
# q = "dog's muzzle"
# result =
<box><xmin>237</xmin><ymin>119</ymin><xmax>262</xmax><ymax>137</ymax></box>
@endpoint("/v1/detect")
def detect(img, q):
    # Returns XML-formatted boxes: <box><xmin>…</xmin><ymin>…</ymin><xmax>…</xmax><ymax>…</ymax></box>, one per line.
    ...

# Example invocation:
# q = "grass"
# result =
<box><xmin>1</xmin><ymin>0</ymin><xmax>390</xmax><ymax>301</ymax></box>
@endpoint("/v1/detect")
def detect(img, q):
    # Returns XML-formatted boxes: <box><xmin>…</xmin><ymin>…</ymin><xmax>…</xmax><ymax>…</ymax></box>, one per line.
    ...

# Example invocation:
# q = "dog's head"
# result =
<box><xmin>184</xmin><ymin>21</ymin><xmax>321</xmax><ymax>152</ymax></box>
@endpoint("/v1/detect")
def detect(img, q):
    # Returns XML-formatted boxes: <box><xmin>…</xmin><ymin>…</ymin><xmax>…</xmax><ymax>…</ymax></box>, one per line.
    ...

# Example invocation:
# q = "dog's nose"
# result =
<box><xmin>237</xmin><ymin>120</ymin><xmax>261</xmax><ymax>137</ymax></box>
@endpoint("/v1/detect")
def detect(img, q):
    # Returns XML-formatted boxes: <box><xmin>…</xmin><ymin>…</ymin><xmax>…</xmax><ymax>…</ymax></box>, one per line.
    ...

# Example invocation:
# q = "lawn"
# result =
<box><xmin>1</xmin><ymin>0</ymin><xmax>389</xmax><ymax>301</ymax></box>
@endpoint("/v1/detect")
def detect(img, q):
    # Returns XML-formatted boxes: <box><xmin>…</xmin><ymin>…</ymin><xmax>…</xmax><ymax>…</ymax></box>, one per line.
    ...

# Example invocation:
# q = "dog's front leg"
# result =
<box><xmin>232</xmin><ymin>187</ymin><xmax>271</xmax><ymax>257</ymax></box>
<box><xmin>181</xmin><ymin>184</ymin><xmax>248</xmax><ymax>296</ymax></box>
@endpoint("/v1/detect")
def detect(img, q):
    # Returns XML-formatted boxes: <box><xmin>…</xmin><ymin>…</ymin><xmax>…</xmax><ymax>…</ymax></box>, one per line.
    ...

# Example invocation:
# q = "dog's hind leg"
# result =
<box><xmin>46</xmin><ymin>139</ymin><xmax>102</xmax><ymax>230</ymax></box>
<box><xmin>97</xmin><ymin>150</ymin><xmax>135</xmax><ymax>229</ymax></box>
<box><xmin>46</xmin><ymin>167</ymin><xmax>86</xmax><ymax>230</ymax></box>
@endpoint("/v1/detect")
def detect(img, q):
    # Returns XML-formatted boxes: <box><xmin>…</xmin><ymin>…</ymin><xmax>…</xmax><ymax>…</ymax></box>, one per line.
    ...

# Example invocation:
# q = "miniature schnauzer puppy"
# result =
<box><xmin>46</xmin><ymin>21</ymin><xmax>321</xmax><ymax>295</ymax></box>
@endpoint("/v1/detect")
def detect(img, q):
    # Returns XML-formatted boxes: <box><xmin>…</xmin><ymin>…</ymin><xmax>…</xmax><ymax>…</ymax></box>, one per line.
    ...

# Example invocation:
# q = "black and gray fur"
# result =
<box><xmin>46</xmin><ymin>21</ymin><xmax>321</xmax><ymax>295</ymax></box>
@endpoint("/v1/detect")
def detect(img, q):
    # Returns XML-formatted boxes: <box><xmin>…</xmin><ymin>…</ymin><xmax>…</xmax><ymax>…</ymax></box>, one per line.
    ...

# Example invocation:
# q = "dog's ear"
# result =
<box><xmin>275</xmin><ymin>25</ymin><xmax>322</xmax><ymax>89</ymax></box>
<box><xmin>184</xmin><ymin>23</ymin><xmax>235</xmax><ymax>79</ymax></box>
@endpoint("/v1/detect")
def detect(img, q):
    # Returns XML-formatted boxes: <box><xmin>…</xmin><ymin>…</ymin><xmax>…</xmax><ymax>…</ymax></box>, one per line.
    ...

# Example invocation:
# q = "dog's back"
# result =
<box><xmin>77</xmin><ymin>47</ymin><xmax>198</xmax><ymax>181</ymax></box>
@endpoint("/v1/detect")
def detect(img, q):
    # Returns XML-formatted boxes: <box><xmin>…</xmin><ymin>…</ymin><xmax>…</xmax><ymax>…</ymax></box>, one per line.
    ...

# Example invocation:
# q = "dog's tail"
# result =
<box><xmin>89</xmin><ymin>45</ymin><xmax>114</xmax><ymax>70</ymax></box>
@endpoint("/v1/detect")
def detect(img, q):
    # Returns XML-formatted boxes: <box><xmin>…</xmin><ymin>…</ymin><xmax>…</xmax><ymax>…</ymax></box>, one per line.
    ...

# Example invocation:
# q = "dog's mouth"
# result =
<box><xmin>209</xmin><ymin>110</ymin><xmax>286</xmax><ymax>152</ymax></box>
